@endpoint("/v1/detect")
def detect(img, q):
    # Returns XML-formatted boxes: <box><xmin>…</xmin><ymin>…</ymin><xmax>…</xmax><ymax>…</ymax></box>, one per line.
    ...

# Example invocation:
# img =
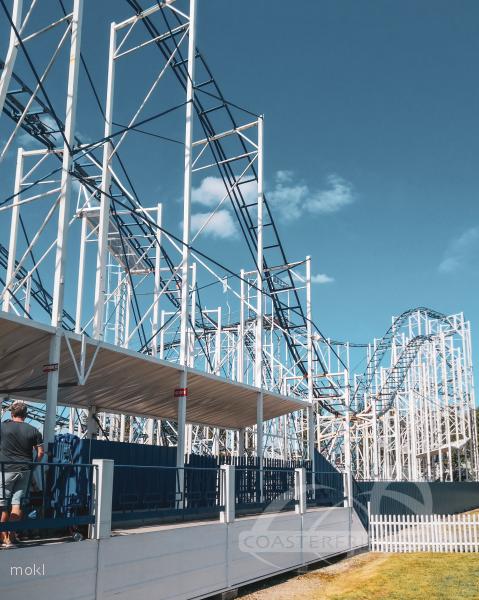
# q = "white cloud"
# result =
<box><xmin>189</xmin><ymin>176</ymin><xmax>255</xmax><ymax>240</ymax></box>
<box><xmin>311</xmin><ymin>273</ymin><xmax>335</xmax><ymax>284</ymax></box>
<box><xmin>189</xmin><ymin>171</ymin><xmax>354</xmax><ymax>240</ymax></box>
<box><xmin>191</xmin><ymin>176</ymin><xmax>256</xmax><ymax>208</ymax></box>
<box><xmin>268</xmin><ymin>172</ymin><xmax>309</xmax><ymax>222</ymax></box>
<box><xmin>276</xmin><ymin>170</ymin><xmax>294</xmax><ymax>184</ymax></box>
<box><xmin>191</xmin><ymin>176</ymin><xmax>227</xmax><ymax>207</ymax></box>
<box><xmin>439</xmin><ymin>226</ymin><xmax>479</xmax><ymax>273</ymax></box>
<box><xmin>190</xmin><ymin>209</ymin><xmax>238</xmax><ymax>240</ymax></box>
<box><xmin>268</xmin><ymin>172</ymin><xmax>355</xmax><ymax>222</ymax></box>
<box><xmin>305</xmin><ymin>174</ymin><xmax>355</xmax><ymax>214</ymax></box>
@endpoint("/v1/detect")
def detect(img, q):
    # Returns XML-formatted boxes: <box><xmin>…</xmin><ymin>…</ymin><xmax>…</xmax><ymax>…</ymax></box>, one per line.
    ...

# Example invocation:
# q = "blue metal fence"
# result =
<box><xmin>111</xmin><ymin>464</ymin><xmax>224</xmax><ymax>524</ymax></box>
<box><xmin>0</xmin><ymin>461</ymin><xmax>95</xmax><ymax>534</ymax></box>
<box><xmin>48</xmin><ymin>437</ymin><xmax>348</xmax><ymax>525</ymax></box>
<box><xmin>15</xmin><ymin>437</ymin><xmax>478</xmax><ymax>536</ymax></box>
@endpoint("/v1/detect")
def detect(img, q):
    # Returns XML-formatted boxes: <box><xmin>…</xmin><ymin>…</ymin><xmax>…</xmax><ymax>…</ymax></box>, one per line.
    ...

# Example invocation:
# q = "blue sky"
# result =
<box><xmin>1</xmin><ymin>0</ymin><xmax>478</xmax><ymax>356</ymax></box>
<box><xmin>194</xmin><ymin>0</ymin><xmax>479</xmax><ymax>346</ymax></box>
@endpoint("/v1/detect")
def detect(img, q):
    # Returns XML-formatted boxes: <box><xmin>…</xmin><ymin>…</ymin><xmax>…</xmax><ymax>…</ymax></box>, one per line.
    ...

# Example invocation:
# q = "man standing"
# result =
<box><xmin>0</xmin><ymin>401</ymin><xmax>44</xmax><ymax>548</ymax></box>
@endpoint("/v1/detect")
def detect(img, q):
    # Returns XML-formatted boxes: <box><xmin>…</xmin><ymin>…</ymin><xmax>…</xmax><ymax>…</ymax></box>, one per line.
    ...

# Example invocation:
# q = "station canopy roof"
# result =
<box><xmin>0</xmin><ymin>312</ymin><xmax>309</xmax><ymax>429</ymax></box>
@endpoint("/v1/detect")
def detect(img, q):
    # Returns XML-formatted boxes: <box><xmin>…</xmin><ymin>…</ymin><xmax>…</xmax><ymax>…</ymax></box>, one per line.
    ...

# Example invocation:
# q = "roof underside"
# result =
<box><xmin>0</xmin><ymin>313</ymin><xmax>308</xmax><ymax>429</ymax></box>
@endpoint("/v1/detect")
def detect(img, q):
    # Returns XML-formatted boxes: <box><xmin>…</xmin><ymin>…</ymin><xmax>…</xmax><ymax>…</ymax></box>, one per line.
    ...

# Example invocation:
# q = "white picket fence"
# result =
<box><xmin>370</xmin><ymin>513</ymin><xmax>479</xmax><ymax>553</ymax></box>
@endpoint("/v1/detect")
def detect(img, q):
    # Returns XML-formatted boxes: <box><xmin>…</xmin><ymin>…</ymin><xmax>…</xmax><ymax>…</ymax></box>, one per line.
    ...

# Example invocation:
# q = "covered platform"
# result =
<box><xmin>0</xmin><ymin>312</ymin><xmax>309</xmax><ymax>429</ymax></box>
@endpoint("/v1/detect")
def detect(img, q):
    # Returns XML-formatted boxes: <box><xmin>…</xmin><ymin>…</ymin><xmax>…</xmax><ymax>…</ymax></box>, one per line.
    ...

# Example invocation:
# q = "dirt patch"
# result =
<box><xmin>238</xmin><ymin>552</ymin><xmax>379</xmax><ymax>599</ymax></box>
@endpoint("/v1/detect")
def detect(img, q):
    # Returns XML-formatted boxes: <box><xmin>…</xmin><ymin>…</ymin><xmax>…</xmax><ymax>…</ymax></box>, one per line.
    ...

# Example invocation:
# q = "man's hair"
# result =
<box><xmin>10</xmin><ymin>401</ymin><xmax>28</xmax><ymax>419</ymax></box>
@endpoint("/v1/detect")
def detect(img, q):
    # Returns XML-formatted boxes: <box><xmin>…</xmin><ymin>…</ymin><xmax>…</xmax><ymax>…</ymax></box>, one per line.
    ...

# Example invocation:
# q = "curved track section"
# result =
<box><xmin>374</xmin><ymin>334</ymin><xmax>432</xmax><ymax>416</ymax></box>
<box><xmin>352</xmin><ymin>307</ymin><xmax>454</xmax><ymax>412</ymax></box>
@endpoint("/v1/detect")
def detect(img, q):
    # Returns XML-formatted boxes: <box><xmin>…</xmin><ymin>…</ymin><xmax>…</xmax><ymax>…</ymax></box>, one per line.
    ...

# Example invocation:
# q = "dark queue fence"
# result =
<box><xmin>111</xmin><ymin>464</ymin><xmax>224</xmax><ymax>523</ymax></box>
<box><xmin>5</xmin><ymin>437</ymin><xmax>478</xmax><ymax>534</ymax></box>
<box><xmin>0</xmin><ymin>461</ymin><xmax>95</xmax><ymax>536</ymax></box>
<box><xmin>110</xmin><ymin>451</ymin><xmax>347</xmax><ymax>524</ymax></box>
<box><xmin>51</xmin><ymin>438</ymin><xmax>348</xmax><ymax>525</ymax></box>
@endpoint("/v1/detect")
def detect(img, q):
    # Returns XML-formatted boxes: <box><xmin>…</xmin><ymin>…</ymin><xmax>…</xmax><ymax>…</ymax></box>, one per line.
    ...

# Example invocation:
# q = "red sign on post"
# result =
<box><xmin>43</xmin><ymin>363</ymin><xmax>59</xmax><ymax>373</ymax></box>
<box><xmin>174</xmin><ymin>388</ymin><xmax>188</xmax><ymax>397</ymax></box>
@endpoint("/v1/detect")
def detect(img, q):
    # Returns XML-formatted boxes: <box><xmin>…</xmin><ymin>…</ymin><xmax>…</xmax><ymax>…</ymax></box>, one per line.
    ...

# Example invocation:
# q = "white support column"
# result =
<box><xmin>3</xmin><ymin>147</ymin><xmax>23</xmax><ymax>312</ymax></box>
<box><xmin>294</xmin><ymin>467</ymin><xmax>306</xmax><ymax>515</ymax></box>
<box><xmin>422</xmin><ymin>361</ymin><xmax>432</xmax><ymax>480</ymax></box>
<box><xmin>177</xmin><ymin>0</ymin><xmax>197</xmax><ymax>493</ymax></box>
<box><xmin>364</xmin><ymin>419</ymin><xmax>370</xmax><ymax>479</ymax></box>
<box><xmin>86</xmin><ymin>405</ymin><xmax>98</xmax><ymax>440</ymax></box>
<box><xmin>24</xmin><ymin>277</ymin><xmax>31</xmax><ymax>314</ymax></box>
<box><xmin>119</xmin><ymin>414</ymin><xmax>126</xmax><ymax>442</ymax></box>
<box><xmin>407</xmin><ymin>381</ymin><xmax>417</xmax><ymax>479</ymax></box>
<box><xmin>316</xmin><ymin>411</ymin><xmax>321</xmax><ymax>455</ymax></box>
<box><xmin>74</xmin><ymin>211</ymin><xmax>88</xmax><ymax>333</ymax></box>
<box><xmin>467</xmin><ymin>329</ymin><xmax>479</xmax><ymax>480</ymax></box>
<box><xmin>255</xmin><ymin>116</ymin><xmax>264</xmax><ymax>501</ymax></box>
<box><xmin>342</xmin><ymin>470</ymin><xmax>350</xmax><ymax>507</ymax></box>
<box><xmin>283</xmin><ymin>414</ymin><xmax>289</xmax><ymax>460</ymax></box>
<box><xmin>238</xmin><ymin>268</ymin><xmax>245</xmax><ymax>383</ymax></box>
<box><xmin>151</xmin><ymin>203</ymin><xmax>162</xmax><ymax>356</ymax></box>
<box><xmin>212</xmin><ymin>427</ymin><xmax>219</xmax><ymax>456</ymax></box>
<box><xmin>123</xmin><ymin>280</ymin><xmax>131</xmax><ymax>350</ymax></box>
<box><xmin>185</xmin><ymin>423</ymin><xmax>193</xmax><ymax>455</ymax></box>
<box><xmin>148</xmin><ymin>203</ymin><xmax>163</xmax><ymax>446</ymax></box>
<box><xmin>372</xmin><ymin>400</ymin><xmax>379</xmax><ymax>480</ymax></box>
<box><xmin>305</xmin><ymin>256</ymin><xmax>315</xmax><ymax>471</ymax></box>
<box><xmin>440</xmin><ymin>332</ymin><xmax>453</xmax><ymax>481</ymax></box>
<box><xmin>44</xmin><ymin>0</ymin><xmax>83</xmax><ymax>444</ymax></box>
<box><xmin>220</xmin><ymin>464</ymin><xmax>235</xmax><ymax>523</ymax></box>
<box><xmin>237</xmin><ymin>428</ymin><xmax>245</xmax><ymax>456</ymax></box>
<box><xmin>159</xmin><ymin>310</ymin><xmax>166</xmax><ymax>358</ymax></box>
<box><xmin>147</xmin><ymin>419</ymin><xmax>155</xmax><ymax>445</ymax></box>
<box><xmin>91</xmin><ymin>459</ymin><xmax>114</xmax><ymax>539</ymax></box>
<box><xmin>128</xmin><ymin>416</ymin><xmax>134</xmax><ymax>443</ymax></box>
<box><xmin>113</xmin><ymin>269</ymin><xmax>122</xmax><ymax>345</ymax></box>
<box><xmin>157</xmin><ymin>420</ymin><xmax>163</xmax><ymax>446</ymax></box>
<box><xmin>215</xmin><ymin>306</ymin><xmax>222</xmax><ymax>375</ymax></box>
<box><xmin>256</xmin><ymin>396</ymin><xmax>263</xmax><ymax>501</ymax></box>
<box><xmin>189</xmin><ymin>262</ymin><xmax>197</xmax><ymax>367</ymax></box>
<box><xmin>93</xmin><ymin>20</ymin><xmax>116</xmax><ymax>340</ymax></box>
<box><xmin>394</xmin><ymin>404</ymin><xmax>402</xmax><ymax>480</ymax></box>
<box><xmin>99</xmin><ymin>413</ymin><xmax>106</xmax><ymax>440</ymax></box>
<box><xmin>68</xmin><ymin>408</ymin><xmax>75</xmax><ymax>434</ymax></box>
<box><xmin>344</xmin><ymin>405</ymin><xmax>353</xmax><ymax>507</ymax></box>
<box><xmin>0</xmin><ymin>0</ymin><xmax>23</xmax><ymax>118</ymax></box>
<box><xmin>344</xmin><ymin>394</ymin><xmax>352</xmax><ymax>471</ymax></box>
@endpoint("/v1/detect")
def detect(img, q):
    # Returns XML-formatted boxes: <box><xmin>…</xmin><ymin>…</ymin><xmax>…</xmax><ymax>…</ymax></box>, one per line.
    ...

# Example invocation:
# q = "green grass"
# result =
<box><xmin>309</xmin><ymin>553</ymin><xmax>479</xmax><ymax>600</ymax></box>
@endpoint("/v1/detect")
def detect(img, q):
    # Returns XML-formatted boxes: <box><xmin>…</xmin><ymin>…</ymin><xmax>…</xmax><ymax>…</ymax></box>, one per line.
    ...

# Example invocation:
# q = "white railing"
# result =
<box><xmin>370</xmin><ymin>513</ymin><xmax>479</xmax><ymax>553</ymax></box>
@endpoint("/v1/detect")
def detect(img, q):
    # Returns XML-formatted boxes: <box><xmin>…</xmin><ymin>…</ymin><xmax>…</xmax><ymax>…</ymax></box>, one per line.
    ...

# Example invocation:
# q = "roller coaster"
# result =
<box><xmin>0</xmin><ymin>0</ymin><xmax>477</xmax><ymax>482</ymax></box>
